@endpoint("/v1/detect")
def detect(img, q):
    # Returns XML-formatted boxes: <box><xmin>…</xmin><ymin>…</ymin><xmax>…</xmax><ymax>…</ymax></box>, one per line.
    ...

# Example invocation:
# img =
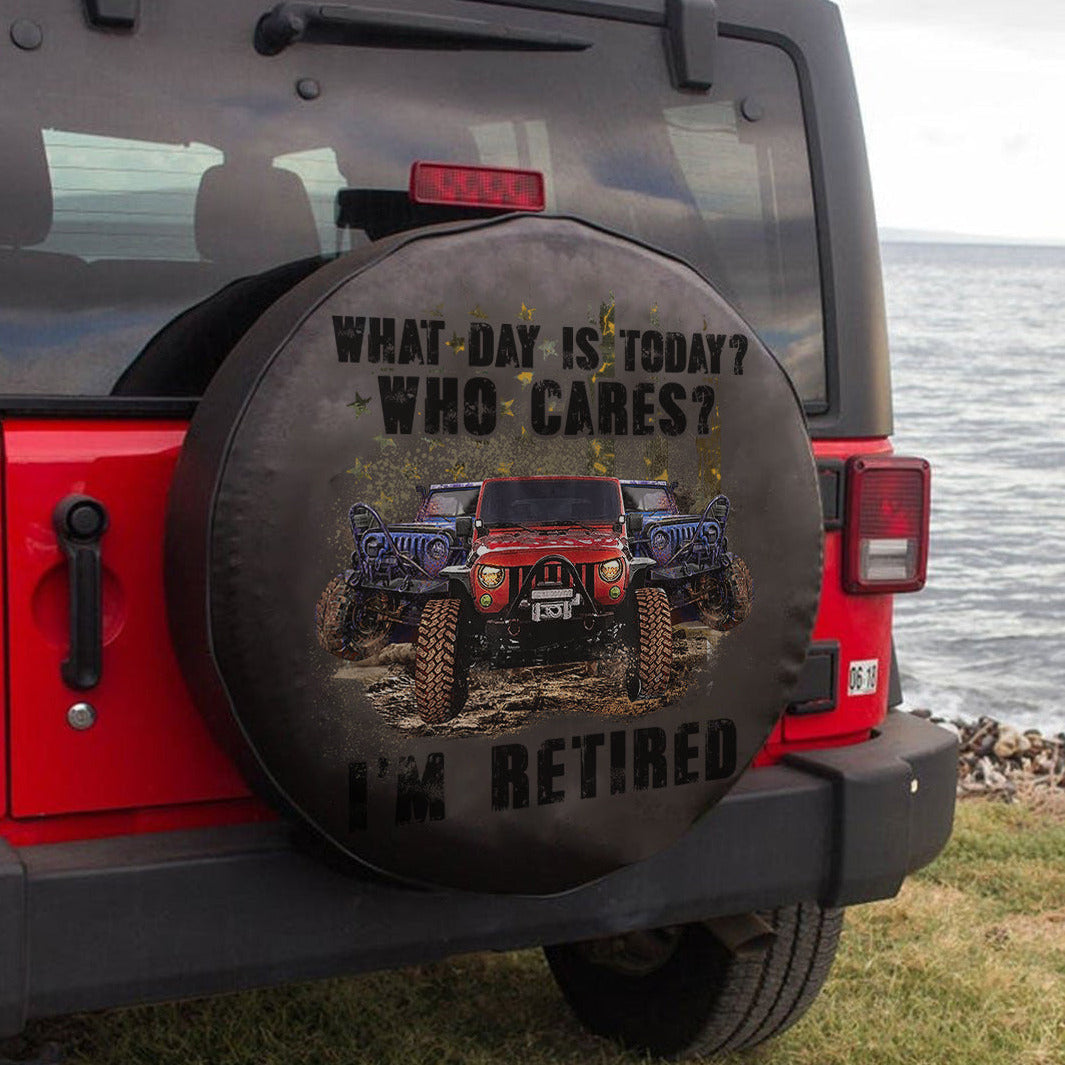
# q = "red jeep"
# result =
<box><xmin>0</xmin><ymin>0</ymin><xmax>953</xmax><ymax>1058</ymax></box>
<box><xmin>414</xmin><ymin>476</ymin><xmax>674</xmax><ymax>722</ymax></box>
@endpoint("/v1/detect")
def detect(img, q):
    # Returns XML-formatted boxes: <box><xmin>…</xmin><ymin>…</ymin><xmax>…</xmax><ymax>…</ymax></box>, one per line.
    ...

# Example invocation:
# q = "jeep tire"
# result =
<box><xmin>415</xmin><ymin>598</ymin><xmax>469</xmax><ymax>724</ymax></box>
<box><xmin>627</xmin><ymin>587</ymin><xmax>672</xmax><ymax>700</ymax></box>
<box><xmin>315</xmin><ymin>576</ymin><xmax>390</xmax><ymax>662</ymax></box>
<box><xmin>702</xmin><ymin>557</ymin><xmax>754</xmax><ymax>633</ymax></box>
<box><xmin>545</xmin><ymin>902</ymin><xmax>843</xmax><ymax>1058</ymax></box>
<box><xmin>167</xmin><ymin>214</ymin><xmax>824</xmax><ymax>892</ymax></box>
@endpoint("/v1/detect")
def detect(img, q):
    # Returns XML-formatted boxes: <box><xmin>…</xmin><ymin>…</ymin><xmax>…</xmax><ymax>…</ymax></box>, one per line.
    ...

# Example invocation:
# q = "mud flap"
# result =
<box><xmin>166</xmin><ymin>215</ymin><xmax>822</xmax><ymax>893</ymax></box>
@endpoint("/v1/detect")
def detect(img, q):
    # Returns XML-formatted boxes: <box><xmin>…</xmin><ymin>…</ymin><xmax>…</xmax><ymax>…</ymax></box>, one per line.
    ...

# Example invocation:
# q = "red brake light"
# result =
<box><xmin>409</xmin><ymin>161</ymin><xmax>545</xmax><ymax>212</ymax></box>
<box><xmin>843</xmin><ymin>456</ymin><xmax>930</xmax><ymax>594</ymax></box>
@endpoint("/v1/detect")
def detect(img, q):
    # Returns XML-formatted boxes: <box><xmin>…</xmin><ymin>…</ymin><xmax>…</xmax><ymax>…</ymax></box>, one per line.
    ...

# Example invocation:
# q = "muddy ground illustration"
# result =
<box><xmin>332</xmin><ymin>626</ymin><xmax>720</xmax><ymax>736</ymax></box>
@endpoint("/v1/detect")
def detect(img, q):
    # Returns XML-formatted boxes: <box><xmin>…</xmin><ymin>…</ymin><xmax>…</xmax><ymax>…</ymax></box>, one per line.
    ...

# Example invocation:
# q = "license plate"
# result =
<box><xmin>847</xmin><ymin>659</ymin><xmax>879</xmax><ymax>696</ymax></box>
<box><xmin>532</xmin><ymin>599</ymin><xmax>573</xmax><ymax>622</ymax></box>
<box><xmin>531</xmin><ymin>586</ymin><xmax>574</xmax><ymax>600</ymax></box>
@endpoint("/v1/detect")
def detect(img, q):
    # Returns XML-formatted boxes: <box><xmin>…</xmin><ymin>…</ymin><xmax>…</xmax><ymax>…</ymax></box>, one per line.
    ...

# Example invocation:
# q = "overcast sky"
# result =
<box><xmin>832</xmin><ymin>0</ymin><xmax>1064</xmax><ymax>243</ymax></box>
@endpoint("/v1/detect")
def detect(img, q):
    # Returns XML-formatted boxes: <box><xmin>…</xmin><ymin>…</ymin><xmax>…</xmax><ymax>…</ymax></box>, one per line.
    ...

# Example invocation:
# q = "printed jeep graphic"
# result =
<box><xmin>414</xmin><ymin>476</ymin><xmax>670</xmax><ymax>723</ymax></box>
<box><xmin>315</xmin><ymin>505</ymin><xmax>467</xmax><ymax>662</ymax></box>
<box><xmin>317</xmin><ymin>475</ymin><xmax>752</xmax><ymax>723</ymax></box>
<box><xmin>625</xmin><ymin>484</ymin><xmax>753</xmax><ymax>632</ymax></box>
<box><xmin>408</xmin><ymin>477</ymin><xmax>751</xmax><ymax>629</ymax></box>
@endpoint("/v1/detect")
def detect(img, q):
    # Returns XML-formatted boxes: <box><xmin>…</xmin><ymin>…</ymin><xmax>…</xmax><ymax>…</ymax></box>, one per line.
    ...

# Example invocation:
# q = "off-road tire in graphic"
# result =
<box><xmin>545</xmin><ymin>902</ymin><xmax>843</xmax><ymax>1058</ymax></box>
<box><xmin>315</xmin><ymin>577</ymin><xmax>391</xmax><ymax>662</ymax></box>
<box><xmin>627</xmin><ymin>587</ymin><xmax>672</xmax><ymax>700</ymax></box>
<box><xmin>701</xmin><ymin>557</ymin><xmax>753</xmax><ymax>633</ymax></box>
<box><xmin>415</xmin><ymin>598</ymin><xmax>469</xmax><ymax>724</ymax></box>
<box><xmin>315</xmin><ymin>576</ymin><xmax>358</xmax><ymax>660</ymax></box>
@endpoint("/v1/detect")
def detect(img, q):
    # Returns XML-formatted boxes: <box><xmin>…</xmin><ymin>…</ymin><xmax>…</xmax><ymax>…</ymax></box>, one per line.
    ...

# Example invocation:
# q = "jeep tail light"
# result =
<box><xmin>409</xmin><ymin>161</ymin><xmax>545</xmax><ymax>212</ymax></box>
<box><xmin>844</xmin><ymin>456</ymin><xmax>930</xmax><ymax>594</ymax></box>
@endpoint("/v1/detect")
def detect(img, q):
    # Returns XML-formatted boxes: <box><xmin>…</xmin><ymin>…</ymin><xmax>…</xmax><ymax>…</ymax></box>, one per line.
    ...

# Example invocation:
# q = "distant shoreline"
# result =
<box><xmin>879</xmin><ymin>229</ymin><xmax>1065</xmax><ymax>250</ymax></box>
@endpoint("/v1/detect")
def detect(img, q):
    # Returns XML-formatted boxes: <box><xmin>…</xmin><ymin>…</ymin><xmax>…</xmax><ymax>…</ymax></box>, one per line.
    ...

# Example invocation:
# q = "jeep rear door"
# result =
<box><xmin>1</xmin><ymin>0</ymin><xmax>842</xmax><ymax>831</ymax></box>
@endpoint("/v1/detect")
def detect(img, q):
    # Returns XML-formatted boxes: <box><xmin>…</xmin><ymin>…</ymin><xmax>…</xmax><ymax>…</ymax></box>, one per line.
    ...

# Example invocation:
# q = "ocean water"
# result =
<box><xmin>881</xmin><ymin>241</ymin><xmax>1065</xmax><ymax>734</ymax></box>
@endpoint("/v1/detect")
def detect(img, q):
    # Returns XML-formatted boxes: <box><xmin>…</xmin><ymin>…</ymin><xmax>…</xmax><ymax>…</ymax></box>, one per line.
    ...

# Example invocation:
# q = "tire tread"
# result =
<box><xmin>414</xmin><ymin>598</ymin><xmax>465</xmax><ymax>723</ymax></box>
<box><xmin>634</xmin><ymin>586</ymin><xmax>671</xmax><ymax>696</ymax></box>
<box><xmin>545</xmin><ymin>902</ymin><xmax>843</xmax><ymax>1059</ymax></box>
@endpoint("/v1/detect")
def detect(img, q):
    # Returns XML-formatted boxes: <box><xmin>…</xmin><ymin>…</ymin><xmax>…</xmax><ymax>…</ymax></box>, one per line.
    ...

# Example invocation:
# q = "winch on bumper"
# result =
<box><xmin>527</xmin><ymin>586</ymin><xmax>580</xmax><ymax>623</ymax></box>
<box><xmin>493</xmin><ymin>555</ymin><xmax>617</xmax><ymax>630</ymax></box>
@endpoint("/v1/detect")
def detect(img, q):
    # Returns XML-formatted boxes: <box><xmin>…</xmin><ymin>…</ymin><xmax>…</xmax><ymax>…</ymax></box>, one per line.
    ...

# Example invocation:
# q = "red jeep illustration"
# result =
<box><xmin>414</xmin><ymin>476</ymin><xmax>673</xmax><ymax>722</ymax></box>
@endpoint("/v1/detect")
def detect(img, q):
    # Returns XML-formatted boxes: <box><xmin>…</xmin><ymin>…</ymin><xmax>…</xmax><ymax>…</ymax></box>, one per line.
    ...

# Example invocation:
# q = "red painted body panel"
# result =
<box><xmin>785</xmin><ymin>438</ymin><xmax>894</xmax><ymax>747</ymax></box>
<box><xmin>472</xmin><ymin>528</ymin><xmax>626</xmax><ymax>612</ymax></box>
<box><xmin>0</xmin><ymin>424</ymin><xmax>900</xmax><ymax>840</ymax></box>
<box><xmin>2</xmin><ymin>422</ymin><xmax>249</xmax><ymax>821</ymax></box>
<box><xmin>0</xmin><ymin>433</ymin><xmax>7</xmax><ymax>817</ymax></box>
<box><xmin>0</xmin><ymin>798</ymin><xmax>274</xmax><ymax>847</ymax></box>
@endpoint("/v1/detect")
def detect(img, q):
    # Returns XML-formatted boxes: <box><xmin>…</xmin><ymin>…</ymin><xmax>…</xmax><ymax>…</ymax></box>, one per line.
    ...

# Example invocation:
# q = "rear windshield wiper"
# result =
<box><xmin>255</xmin><ymin>3</ymin><xmax>593</xmax><ymax>55</ymax></box>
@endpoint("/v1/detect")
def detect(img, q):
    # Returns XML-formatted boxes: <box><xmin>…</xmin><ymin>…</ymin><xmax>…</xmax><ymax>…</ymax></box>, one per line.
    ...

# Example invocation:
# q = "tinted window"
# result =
<box><xmin>425</xmin><ymin>489</ymin><xmax>480</xmax><ymax>518</ymax></box>
<box><xmin>0</xmin><ymin>1</ymin><xmax>824</xmax><ymax>403</ymax></box>
<box><xmin>480</xmin><ymin>479</ymin><xmax>622</xmax><ymax>525</ymax></box>
<box><xmin>39</xmin><ymin>132</ymin><xmax>222</xmax><ymax>262</ymax></box>
<box><xmin>622</xmin><ymin>485</ymin><xmax>676</xmax><ymax>513</ymax></box>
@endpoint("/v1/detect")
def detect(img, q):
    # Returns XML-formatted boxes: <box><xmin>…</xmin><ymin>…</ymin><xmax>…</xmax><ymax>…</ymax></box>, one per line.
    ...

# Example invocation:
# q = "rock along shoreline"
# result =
<box><xmin>907</xmin><ymin>709</ymin><xmax>1065</xmax><ymax>798</ymax></box>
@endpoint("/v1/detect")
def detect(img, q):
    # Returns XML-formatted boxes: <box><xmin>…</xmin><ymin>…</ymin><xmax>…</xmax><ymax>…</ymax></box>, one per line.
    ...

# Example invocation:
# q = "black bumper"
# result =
<box><xmin>0</xmin><ymin>712</ymin><xmax>956</xmax><ymax>1035</ymax></box>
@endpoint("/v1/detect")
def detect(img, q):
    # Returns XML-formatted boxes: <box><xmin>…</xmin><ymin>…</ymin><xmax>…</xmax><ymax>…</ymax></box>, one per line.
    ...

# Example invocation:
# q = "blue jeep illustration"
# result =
<box><xmin>315</xmin><ymin>503</ymin><xmax>470</xmax><ymax>661</ymax></box>
<box><xmin>626</xmin><ymin>488</ymin><xmax>751</xmax><ymax>630</ymax></box>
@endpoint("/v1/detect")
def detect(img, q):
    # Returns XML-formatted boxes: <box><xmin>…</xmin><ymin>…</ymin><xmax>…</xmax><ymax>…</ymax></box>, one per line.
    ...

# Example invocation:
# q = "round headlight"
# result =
<box><xmin>650</xmin><ymin>531</ymin><xmax>670</xmax><ymax>561</ymax></box>
<box><xmin>427</xmin><ymin>538</ymin><xmax>449</xmax><ymax>559</ymax></box>
<box><xmin>477</xmin><ymin>564</ymin><xmax>505</xmax><ymax>589</ymax></box>
<box><xmin>598</xmin><ymin>558</ymin><xmax>623</xmax><ymax>582</ymax></box>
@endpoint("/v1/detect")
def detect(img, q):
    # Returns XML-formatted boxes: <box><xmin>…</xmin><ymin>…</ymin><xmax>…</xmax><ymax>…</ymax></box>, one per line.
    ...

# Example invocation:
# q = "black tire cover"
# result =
<box><xmin>167</xmin><ymin>215</ymin><xmax>822</xmax><ymax>894</ymax></box>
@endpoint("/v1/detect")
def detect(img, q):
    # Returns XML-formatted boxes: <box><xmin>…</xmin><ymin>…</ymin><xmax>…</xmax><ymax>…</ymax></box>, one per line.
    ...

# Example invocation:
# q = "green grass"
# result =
<box><xmin>8</xmin><ymin>795</ymin><xmax>1065</xmax><ymax>1065</ymax></box>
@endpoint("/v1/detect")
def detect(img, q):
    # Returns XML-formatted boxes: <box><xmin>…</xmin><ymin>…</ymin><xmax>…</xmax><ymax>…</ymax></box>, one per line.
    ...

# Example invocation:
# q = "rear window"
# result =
<box><xmin>0</xmin><ymin>1</ymin><xmax>824</xmax><ymax>404</ymax></box>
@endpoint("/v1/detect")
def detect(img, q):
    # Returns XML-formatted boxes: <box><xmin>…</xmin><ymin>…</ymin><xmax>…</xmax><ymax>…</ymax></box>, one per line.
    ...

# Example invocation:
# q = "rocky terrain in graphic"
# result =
<box><xmin>333</xmin><ymin>626</ymin><xmax>719</xmax><ymax>737</ymax></box>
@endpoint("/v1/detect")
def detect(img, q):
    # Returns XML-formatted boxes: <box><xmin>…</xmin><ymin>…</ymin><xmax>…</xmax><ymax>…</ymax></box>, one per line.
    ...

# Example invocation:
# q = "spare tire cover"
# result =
<box><xmin>168</xmin><ymin>215</ymin><xmax>822</xmax><ymax>894</ymax></box>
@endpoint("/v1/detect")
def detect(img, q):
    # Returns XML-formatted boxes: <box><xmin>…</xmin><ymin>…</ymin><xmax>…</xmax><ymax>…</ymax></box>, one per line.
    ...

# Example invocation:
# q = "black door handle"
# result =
<box><xmin>52</xmin><ymin>495</ymin><xmax>109</xmax><ymax>691</ymax></box>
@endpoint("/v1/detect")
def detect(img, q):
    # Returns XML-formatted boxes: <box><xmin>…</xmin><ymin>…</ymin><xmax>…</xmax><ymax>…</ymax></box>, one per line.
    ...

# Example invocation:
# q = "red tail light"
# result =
<box><xmin>409</xmin><ymin>161</ymin><xmax>545</xmax><ymax>212</ymax></box>
<box><xmin>843</xmin><ymin>456</ymin><xmax>930</xmax><ymax>594</ymax></box>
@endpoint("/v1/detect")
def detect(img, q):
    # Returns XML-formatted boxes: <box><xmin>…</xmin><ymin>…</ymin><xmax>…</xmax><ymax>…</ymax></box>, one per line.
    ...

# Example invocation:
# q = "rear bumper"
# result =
<box><xmin>0</xmin><ymin>711</ymin><xmax>956</xmax><ymax>1035</ymax></box>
